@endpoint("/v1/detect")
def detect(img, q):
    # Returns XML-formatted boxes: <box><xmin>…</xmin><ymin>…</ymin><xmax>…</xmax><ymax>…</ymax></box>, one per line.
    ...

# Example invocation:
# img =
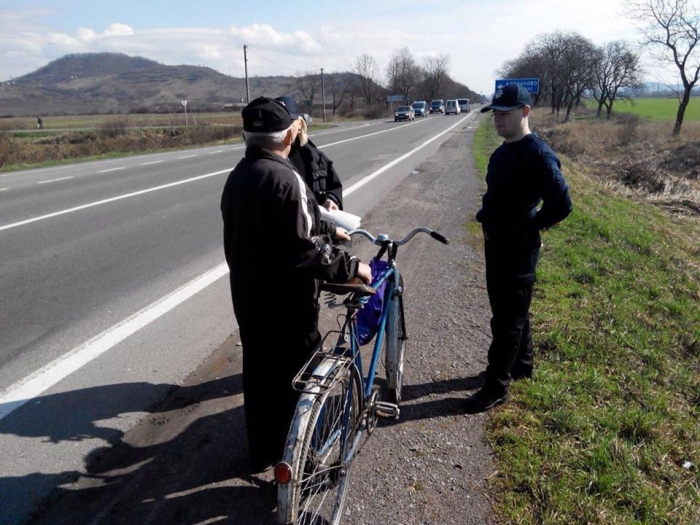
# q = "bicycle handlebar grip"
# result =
<box><xmin>430</xmin><ymin>231</ymin><xmax>450</xmax><ymax>244</ymax></box>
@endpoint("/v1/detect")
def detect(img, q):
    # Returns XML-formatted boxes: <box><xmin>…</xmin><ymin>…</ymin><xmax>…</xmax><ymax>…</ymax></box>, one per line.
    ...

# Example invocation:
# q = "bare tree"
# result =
<box><xmin>499</xmin><ymin>42</ymin><xmax>551</xmax><ymax>106</ymax></box>
<box><xmin>292</xmin><ymin>71</ymin><xmax>321</xmax><ymax>117</ymax></box>
<box><xmin>353</xmin><ymin>53</ymin><xmax>382</xmax><ymax>106</ymax></box>
<box><xmin>386</xmin><ymin>47</ymin><xmax>422</xmax><ymax>102</ymax></box>
<box><xmin>627</xmin><ymin>0</ymin><xmax>700</xmax><ymax>135</ymax></box>
<box><xmin>592</xmin><ymin>41</ymin><xmax>644</xmax><ymax>118</ymax></box>
<box><xmin>326</xmin><ymin>71</ymin><xmax>351</xmax><ymax>115</ymax></box>
<box><xmin>504</xmin><ymin>32</ymin><xmax>598</xmax><ymax>121</ymax></box>
<box><xmin>423</xmin><ymin>54</ymin><xmax>450</xmax><ymax>100</ymax></box>
<box><xmin>561</xmin><ymin>34</ymin><xmax>600</xmax><ymax>122</ymax></box>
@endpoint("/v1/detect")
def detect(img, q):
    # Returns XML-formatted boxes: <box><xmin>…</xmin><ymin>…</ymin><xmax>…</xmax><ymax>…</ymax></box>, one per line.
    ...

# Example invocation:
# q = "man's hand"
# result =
<box><xmin>334</xmin><ymin>227</ymin><xmax>351</xmax><ymax>243</ymax></box>
<box><xmin>356</xmin><ymin>262</ymin><xmax>372</xmax><ymax>284</ymax></box>
<box><xmin>323</xmin><ymin>199</ymin><xmax>339</xmax><ymax>211</ymax></box>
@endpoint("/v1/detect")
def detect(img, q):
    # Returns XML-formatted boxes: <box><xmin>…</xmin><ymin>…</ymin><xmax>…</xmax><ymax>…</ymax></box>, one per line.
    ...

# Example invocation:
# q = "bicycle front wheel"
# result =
<box><xmin>385</xmin><ymin>276</ymin><xmax>406</xmax><ymax>404</ymax></box>
<box><xmin>279</xmin><ymin>362</ymin><xmax>362</xmax><ymax>525</ymax></box>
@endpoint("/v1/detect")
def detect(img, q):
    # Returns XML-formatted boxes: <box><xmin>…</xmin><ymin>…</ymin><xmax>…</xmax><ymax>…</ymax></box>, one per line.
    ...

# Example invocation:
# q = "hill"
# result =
<box><xmin>0</xmin><ymin>53</ymin><xmax>300</xmax><ymax>117</ymax></box>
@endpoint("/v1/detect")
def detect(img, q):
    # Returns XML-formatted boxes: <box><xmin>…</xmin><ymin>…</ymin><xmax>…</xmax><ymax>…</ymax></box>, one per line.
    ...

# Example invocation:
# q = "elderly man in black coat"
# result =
<box><xmin>220</xmin><ymin>97</ymin><xmax>371</xmax><ymax>472</ymax></box>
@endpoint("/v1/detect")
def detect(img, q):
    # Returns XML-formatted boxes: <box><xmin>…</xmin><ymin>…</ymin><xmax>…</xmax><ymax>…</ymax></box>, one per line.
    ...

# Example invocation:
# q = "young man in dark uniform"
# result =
<box><xmin>220</xmin><ymin>97</ymin><xmax>371</xmax><ymax>472</ymax></box>
<box><xmin>465</xmin><ymin>84</ymin><xmax>573</xmax><ymax>414</ymax></box>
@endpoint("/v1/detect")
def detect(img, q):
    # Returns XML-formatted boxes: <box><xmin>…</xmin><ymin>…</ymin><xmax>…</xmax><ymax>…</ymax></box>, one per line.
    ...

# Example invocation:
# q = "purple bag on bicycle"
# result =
<box><xmin>356</xmin><ymin>259</ymin><xmax>390</xmax><ymax>346</ymax></box>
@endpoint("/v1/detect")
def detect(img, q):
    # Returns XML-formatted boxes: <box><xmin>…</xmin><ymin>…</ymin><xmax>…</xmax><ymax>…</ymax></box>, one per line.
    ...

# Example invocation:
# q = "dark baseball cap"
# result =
<box><xmin>274</xmin><ymin>95</ymin><xmax>302</xmax><ymax>120</ymax></box>
<box><xmin>241</xmin><ymin>96</ymin><xmax>293</xmax><ymax>132</ymax></box>
<box><xmin>480</xmin><ymin>84</ymin><xmax>532</xmax><ymax>113</ymax></box>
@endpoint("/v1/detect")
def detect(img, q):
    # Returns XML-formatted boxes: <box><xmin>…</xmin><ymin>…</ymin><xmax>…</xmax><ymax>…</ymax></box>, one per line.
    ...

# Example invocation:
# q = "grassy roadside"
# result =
<box><xmin>472</xmin><ymin>116</ymin><xmax>700</xmax><ymax>524</ymax></box>
<box><xmin>0</xmin><ymin>123</ymin><xmax>334</xmax><ymax>172</ymax></box>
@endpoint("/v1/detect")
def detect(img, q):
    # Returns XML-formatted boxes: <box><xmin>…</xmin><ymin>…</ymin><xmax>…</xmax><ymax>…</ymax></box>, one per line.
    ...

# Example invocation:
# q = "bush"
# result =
<box><xmin>362</xmin><ymin>104</ymin><xmax>389</xmax><ymax>120</ymax></box>
<box><xmin>616</xmin><ymin>113</ymin><xmax>640</xmax><ymax>146</ymax></box>
<box><xmin>98</xmin><ymin>119</ymin><xmax>129</xmax><ymax>139</ymax></box>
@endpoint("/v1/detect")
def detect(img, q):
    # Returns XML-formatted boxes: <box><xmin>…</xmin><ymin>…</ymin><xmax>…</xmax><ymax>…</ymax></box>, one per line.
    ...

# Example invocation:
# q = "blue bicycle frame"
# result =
<box><xmin>336</xmin><ymin>263</ymin><xmax>398</xmax><ymax>401</ymax></box>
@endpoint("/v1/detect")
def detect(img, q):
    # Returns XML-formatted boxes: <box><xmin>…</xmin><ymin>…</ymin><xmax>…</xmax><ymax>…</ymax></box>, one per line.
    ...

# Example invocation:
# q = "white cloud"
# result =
<box><xmin>0</xmin><ymin>1</ymin><xmax>681</xmax><ymax>93</ymax></box>
<box><xmin>227</xmin><ymin>24</ymin><xmax>321</xmax><ymax>54</ymax></box>
<box><xmin>103</xmin><ymin>23</ymin><xmax>134</xmax><ymax>37</ymax></box>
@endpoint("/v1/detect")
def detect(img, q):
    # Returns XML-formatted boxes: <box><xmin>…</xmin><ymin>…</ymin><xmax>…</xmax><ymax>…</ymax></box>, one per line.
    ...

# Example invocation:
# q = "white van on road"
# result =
<box><xmin>457</xmin><ymin>98</ymin><xmax>471</xmax><ymax>113</ymax></box>
<box><xmin>445</xmin><ymin>100</ymin><xmax>461</xmax><ymax>115</ymax></box>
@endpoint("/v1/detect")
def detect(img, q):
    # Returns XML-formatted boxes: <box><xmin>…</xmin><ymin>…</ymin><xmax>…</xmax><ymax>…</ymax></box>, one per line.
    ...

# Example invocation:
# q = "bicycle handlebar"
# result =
<box><xmin>347</xmin><ymin>227</ymin><xmax>450</xmax><ymax>246</ymax></box>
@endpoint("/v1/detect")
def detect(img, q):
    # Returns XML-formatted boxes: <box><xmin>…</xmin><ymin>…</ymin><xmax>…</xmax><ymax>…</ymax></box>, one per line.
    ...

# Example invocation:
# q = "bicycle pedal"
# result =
<box><xmin>374</xmin><ymin>401</ymin><xmax>400</xmax><ymax>419</ymax></box>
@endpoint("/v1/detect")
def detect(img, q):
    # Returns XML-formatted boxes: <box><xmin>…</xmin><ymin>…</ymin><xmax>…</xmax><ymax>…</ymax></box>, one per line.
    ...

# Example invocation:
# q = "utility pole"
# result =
<box><xmin>244</xmin><ymin>45</ymin><xmax>250</xmax><ymax>103</ymax></box>
<box><xmin>321</xmin><ymin>68</ymin><xmax>326</xmax><ymax>122</ymax></box>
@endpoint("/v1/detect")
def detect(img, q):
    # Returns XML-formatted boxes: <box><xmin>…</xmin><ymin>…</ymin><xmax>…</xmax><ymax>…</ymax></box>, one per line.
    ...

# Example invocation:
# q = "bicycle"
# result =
<box><xmin>274</xmin><ymin>226</ymin><xmax>449</xmax><ymax>525</ymax></box>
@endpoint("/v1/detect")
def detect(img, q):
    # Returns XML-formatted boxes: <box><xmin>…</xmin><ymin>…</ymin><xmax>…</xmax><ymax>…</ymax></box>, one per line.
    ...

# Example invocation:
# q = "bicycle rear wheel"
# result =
<box><xmin>385</xmin><ymin>276</ymin><xmax>406</xmax><ymax>404</ymax></box>
<box><xmin>279</xmin><ymin>362</ymin><xmax>361</xmax><ymax>525</ymax></box>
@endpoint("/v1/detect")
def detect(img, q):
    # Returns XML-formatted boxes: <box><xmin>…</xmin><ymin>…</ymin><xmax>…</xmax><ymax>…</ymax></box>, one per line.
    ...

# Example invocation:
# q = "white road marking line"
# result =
<box><xmin>319</xmin><ymin>117</ymin><xmax>430</xmax><ymax>149</ymax></box>
<box><xmin>98</xmin><ymin>167</ymin><xmax>125</xmax><ymax>173</ymax></box>
<box><xmin>0</xmin><ymin>263</ymin><xmax>230</xmax><ymax>421</ymax></box>
<box><xmin>344</xmin><ymin>113</ymin><xmax>472</xmax><ymax>196</ymax></box>
<box><xmin>209</xmin><ymin>150</ymin><xmax>224</xmax><ymax>154</ymax></box>
<box><xmin>179</xmin><ymin>154</ymin><xmax>197</xmax><ymax>159</ymax></box>
<box><xmin>0</xmin><ymin>188</ymin><xmax>8</xmax><ymax>191</ymax></box>
<box><xmin>0</xmin><ymin>114</ymin><xmax>470</xmax><ymax>419</ymax></box>
<box><xmin>142</xmin><ymin>160</ymin><xmax>164</xmax><ymax>166</ymax></box>
<box><xmin>37</xmin><ymin>176</ymin><xmax>74</xmax><ymax>185</ymax></box>
<box><xmin>0</xmin><ymin>168</ymin><xmax>230</xmax><ymax>232</ymax></box>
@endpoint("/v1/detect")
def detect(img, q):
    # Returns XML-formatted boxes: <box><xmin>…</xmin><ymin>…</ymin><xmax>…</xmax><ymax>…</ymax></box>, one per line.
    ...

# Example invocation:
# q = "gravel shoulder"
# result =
<box><xmin>26</xmin><ymin>116</ymin><xmax>498</xmax><ymax>525</ymax></box>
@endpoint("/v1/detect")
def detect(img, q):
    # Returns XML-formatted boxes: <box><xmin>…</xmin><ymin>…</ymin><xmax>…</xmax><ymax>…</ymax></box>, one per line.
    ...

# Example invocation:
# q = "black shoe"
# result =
<box><xmin>511</xmin><ymin>366</ymin><xmax>533</xmax><ymax>381</ymax></box>
<box><xmin>464</xmin><ymin>387</ymin><xmax>508</xmax><ymax>414</ymax></box>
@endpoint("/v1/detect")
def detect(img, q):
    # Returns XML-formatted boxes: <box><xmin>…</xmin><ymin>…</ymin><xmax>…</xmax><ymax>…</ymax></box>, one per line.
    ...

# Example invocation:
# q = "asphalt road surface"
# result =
<box><xmin>0</xmin><ymin>110</ymin><xmax>482</xmax><ymax>524</ymax></box>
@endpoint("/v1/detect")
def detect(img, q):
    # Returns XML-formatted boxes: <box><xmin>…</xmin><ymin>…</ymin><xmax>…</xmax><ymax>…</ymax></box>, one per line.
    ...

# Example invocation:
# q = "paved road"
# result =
<box><xmin>0</xmin><ymin>111</ymin><xmax>481</xmax><ymax>524</ymax></box>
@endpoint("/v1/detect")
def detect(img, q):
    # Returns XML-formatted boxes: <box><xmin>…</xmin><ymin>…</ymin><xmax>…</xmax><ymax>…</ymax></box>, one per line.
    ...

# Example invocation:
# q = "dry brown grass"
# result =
<box><xmin>531</xmin><ymin>108</ymin><xmax>700</xmax><ymax>217</ymax></box>
<box><xmin>0</xmin><ymin>125</ymin><xmax>242</xmax><ymax>169</ymax></box>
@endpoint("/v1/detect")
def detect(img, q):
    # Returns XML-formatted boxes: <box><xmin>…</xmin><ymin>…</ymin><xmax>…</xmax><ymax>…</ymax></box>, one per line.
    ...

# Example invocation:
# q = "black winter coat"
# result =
<box><xmin>221</xmin><ymin>146</ymin><xmax>358</xmax><ymax>330</ymax></box>
<box><xmin>288</xmin><ymin>139</ymin><xmax>344</xmax><ymax>209</ymax></box>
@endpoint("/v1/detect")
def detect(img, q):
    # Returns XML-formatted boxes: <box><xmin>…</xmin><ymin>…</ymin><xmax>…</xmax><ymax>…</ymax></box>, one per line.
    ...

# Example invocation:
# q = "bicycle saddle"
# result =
<box><xmin>320</xmin><ymin>277</ymin><xmax>376</xmax><ymax>296</ymax></box>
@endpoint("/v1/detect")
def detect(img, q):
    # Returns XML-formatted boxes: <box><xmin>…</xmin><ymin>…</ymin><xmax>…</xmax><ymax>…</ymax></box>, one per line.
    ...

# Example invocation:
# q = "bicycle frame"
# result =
<box><xmin>277</xmin><ymin>226</ymin><xmax>447</xmax><ymax>525</ymax></box>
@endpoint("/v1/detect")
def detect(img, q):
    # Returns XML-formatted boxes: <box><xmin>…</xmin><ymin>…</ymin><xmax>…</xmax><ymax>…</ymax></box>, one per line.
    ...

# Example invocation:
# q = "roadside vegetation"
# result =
<box><xmin>0</xmin><ymin>113</ymin><xmax>332</xmax><ymax>172</ymax></box>
<box><xmin>473</xmin><ymin>109</ymin><xmax>700</xmax><ymax>524</ymax></box>
<box><xmin>0</xmin><ymin>113</ymin><xmax>242</xmax><ymax>171</ymax></box>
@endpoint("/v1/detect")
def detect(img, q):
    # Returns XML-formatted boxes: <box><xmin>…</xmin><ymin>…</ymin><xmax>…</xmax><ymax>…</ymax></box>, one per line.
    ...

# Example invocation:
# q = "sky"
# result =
<box><xmin>0</xmin><ymin>0</ymin><xmax>672</xmax><ymax>96</ymax></box>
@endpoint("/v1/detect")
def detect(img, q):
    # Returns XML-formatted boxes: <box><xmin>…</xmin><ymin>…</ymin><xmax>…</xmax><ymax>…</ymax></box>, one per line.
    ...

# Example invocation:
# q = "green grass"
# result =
<box><xmin>607</xmin><ymin>97</ymin><xmax>700</xmax><ymax>121</ymax></box>
<box><xmin>473</xmin><ymin>117</ymin><xmax>700</xmax><ymax>524</ymax></box>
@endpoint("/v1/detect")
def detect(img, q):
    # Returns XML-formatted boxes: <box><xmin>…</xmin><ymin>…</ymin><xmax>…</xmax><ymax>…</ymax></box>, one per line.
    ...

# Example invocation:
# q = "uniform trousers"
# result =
<box><xmin>483</xmin><ymin>242</ymin><xmax>539</xmax><ymax>395</ymax></box>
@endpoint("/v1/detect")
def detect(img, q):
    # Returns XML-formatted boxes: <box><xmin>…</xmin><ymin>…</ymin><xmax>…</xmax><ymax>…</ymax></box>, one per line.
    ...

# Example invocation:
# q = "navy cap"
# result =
<box><xmin>242</xmin><ymin>96</ymin><xmax>293</xmax><ymax>132</ymax></box>
<box><xmin>274</xmin><ymin>95</ymin><xmax>302</xmax><ymax>120</ymax></box>
<box><xmin>481</xmin><ymin>84</ymin><xmax>532</xmax><ymax>113</ymax></box>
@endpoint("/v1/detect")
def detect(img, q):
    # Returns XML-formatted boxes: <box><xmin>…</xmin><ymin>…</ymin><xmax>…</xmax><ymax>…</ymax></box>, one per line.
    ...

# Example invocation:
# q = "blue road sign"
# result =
<box><xmin>495</xmin><ymin>78</ymin><xmax>539</xmax><ymax>94</ymax></box>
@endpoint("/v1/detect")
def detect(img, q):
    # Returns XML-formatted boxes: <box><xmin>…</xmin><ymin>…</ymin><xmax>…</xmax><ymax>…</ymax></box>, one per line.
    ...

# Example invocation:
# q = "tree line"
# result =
<box><xmin>291</xmin><ymin>47</ymin><xmax>479</xmax><ymax>118</ymax></box>
<box><xmin>501</xmin><ymin>0</ymin><xmax>699</xmax><ymax>136</ymax></box>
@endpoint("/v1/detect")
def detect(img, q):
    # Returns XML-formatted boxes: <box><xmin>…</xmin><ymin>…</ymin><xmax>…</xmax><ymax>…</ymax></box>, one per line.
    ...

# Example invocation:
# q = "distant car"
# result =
<box><xmin>445</xmin><ymin>99</ymin><xmax>461</xmax><ymax>115</ymax></box>
<box><xmin>429</xmin><ymin>99</ymin><xmax>444</xmax><ymax>114</ymax></box>
<box><xmin>457</xmin><ymin>98</ymin><xmax>471</xmax><ymax>113</ymax></box>
<box><xmin>394</xmin><ymin>106</ymin><xmax>415</xmax><ymax>122</ymax></box>
<box><xmin>412</xmin><ymin>101</ymin><xmax>428</xmax><ymax>117</ymax></box>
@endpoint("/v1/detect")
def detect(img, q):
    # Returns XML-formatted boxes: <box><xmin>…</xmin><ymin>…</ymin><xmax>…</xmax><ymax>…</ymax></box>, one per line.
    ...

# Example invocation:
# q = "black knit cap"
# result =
<box><xmin>242</xmin><ymin>96</ymin><xmax>293</xmax><ymax>132</ymax></box>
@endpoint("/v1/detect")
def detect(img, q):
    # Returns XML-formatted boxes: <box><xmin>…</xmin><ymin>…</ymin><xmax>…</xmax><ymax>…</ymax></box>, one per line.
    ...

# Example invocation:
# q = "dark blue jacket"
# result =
<box><xmin>476</xmin><ymin>133</ymin><xmax>572</xmax><ymax>282</ymax></box>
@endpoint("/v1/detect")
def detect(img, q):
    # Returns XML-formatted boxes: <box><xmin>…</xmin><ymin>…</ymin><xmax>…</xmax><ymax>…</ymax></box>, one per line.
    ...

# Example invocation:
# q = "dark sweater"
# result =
<box><xmin>476</xmin><ymin>133</ymin><xmax>572</xmax><ymax>244</ymax></box>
